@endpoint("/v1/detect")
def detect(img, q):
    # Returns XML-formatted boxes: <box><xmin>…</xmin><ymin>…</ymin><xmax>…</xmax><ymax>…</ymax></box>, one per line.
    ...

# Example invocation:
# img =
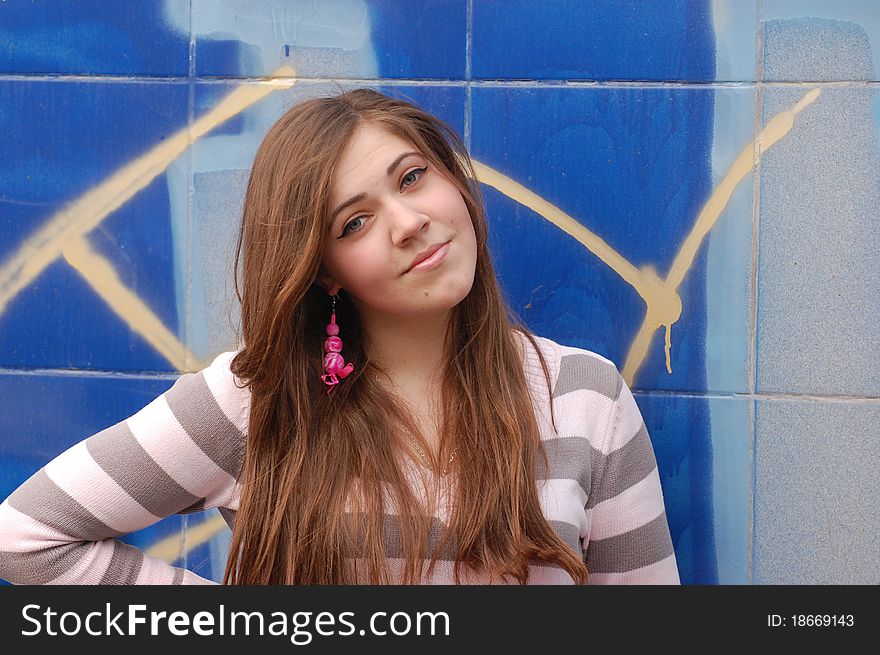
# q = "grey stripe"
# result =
<box><xmin>552</xmin><ymin>353</ymin><xmax>622</xmax><ymax>400</ymax></box>
<box><xmin>343</xmin><ymin>515</ymin><xmax>583</xmax><ymax>563</ymax></box>
<box><xmin>586</xmin><ymin>424</ymin><xmax>657</xmax><ymax>509</ymax></box>
<box><xmin>537</xmin><ymin>436</ymin><xmax>592</xmax><ymax>495</ymax></box>
<box><xmin>98</xmin><ymin>540</ymin><xmax>144</xmax><ymax>584</ymax></box>
<box><xmin>86</xmin><ymin>422</ymin><xmax>203</xmax><ymax>517</ymax></box>
<box><xmin>585</xmin><ymin>512</ymin><xmax>675</xmax><ymax>573</ymax></box>
<box><xmin>164</xmin><ymin>370</ymin><xmax>246</xmax><ymax>479</ymax></box>
<box><xmin>343</xmin><ymin>514</ymin><xmax>456</xmax><ymax>560</ymax></box>
<box><xmin>218</xmin><ymin>507</ymin><xmax>237</xmax><ymax>530</ymax></box>
<box><xmin>547</xmin><ymin>519</ymin><xmax>583</xmax><ymax>556</ymax></box>
<box><xmin>0</xmin><ymin>542</ymin><xmax>87</xmax><ymax>584</ymax></box>
<box><xmin>172</xmin><ymin>567</ymin><xmax>185</xmax><ymax>585</ymax></box>
<box><xmin>385</xmin><ymin>515</ymin><xmax>457</xmax><ymax>560</ymax></box>
<box><xmin>7</xmin><ymin>469</ymin><xmax>123</xmax><ymax>541</ymax></box>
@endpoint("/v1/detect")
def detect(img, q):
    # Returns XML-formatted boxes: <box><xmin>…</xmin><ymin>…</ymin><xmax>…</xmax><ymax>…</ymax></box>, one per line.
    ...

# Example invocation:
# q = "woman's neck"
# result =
<box><xmin>361</xmin><ymin>308</ymin><xmax>451</xmax><ymax>389</ymax></box>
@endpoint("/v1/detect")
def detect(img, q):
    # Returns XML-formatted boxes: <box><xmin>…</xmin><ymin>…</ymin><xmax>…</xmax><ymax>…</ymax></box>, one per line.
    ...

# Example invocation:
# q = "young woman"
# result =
<box><xmin>0</xmin><ymin>89</ymin><xmax>679</xmax><ymax>585</ymax></box>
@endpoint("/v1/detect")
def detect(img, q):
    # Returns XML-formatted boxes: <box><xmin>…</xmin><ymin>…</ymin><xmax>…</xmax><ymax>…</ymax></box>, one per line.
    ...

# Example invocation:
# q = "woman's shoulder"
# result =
<box><xmin>513</xmin><ymin>329</ymin><xmax>622</xmax><ymax>402</ymax></box>
<box><xmin>180</xmin><ymin>349</ymin><xmax>251</xmax><ymax>437</ymax></box>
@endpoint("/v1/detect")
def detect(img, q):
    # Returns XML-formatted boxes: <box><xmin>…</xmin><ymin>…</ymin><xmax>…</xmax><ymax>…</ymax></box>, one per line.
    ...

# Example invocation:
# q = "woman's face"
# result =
<box><xmin>318</xmin><ymin>122</ymin><xmax>478</xmax><ymax>323</ymax></box>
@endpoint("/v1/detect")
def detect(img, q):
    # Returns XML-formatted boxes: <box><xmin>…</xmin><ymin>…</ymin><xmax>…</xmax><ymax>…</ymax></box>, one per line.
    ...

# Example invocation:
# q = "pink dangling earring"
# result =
<box><xmin>320</xmin><ymin>294</ymin><xmax>355</xmax><ymax>393</ymax></box>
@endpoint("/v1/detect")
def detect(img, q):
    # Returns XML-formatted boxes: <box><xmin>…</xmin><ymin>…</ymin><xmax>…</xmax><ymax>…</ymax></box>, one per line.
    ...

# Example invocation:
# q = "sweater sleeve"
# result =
<box><xmin>0</xmin><ymin>351</ymin><xmax>248</xmax><ymax>585</ymax></box>
<box><xmin>584</xmin><ymin>372</ymin><xmax>680</xmax><ymax>584</ymax></box>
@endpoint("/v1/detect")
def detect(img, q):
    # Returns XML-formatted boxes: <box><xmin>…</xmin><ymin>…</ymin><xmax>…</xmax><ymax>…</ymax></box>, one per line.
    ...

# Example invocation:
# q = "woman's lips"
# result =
<box><xmin>406</xmin><ymin>241</ymin><xmax>450</xmax><ymax>274</ymax></box>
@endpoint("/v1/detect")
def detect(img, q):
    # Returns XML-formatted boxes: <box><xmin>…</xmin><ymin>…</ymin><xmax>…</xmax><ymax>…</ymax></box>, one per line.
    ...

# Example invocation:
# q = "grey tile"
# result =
<box><xmin>754</xmin><ymin>399</ymin><xmax>880</xmax><ymax>583</ymax></box>
<box><xmin>757</xmin><ymin>87</ymin><xmax>880</xmax><ymax>396</ymax></box>
<box><xmin>765</xmin><ymin>0</ymin><xmax>880</xmax><ymax>81</ymax></box>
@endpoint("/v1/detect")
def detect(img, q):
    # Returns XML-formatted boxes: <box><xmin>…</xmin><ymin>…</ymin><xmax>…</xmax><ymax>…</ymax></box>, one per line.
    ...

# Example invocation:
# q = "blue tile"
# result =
<box><xmin>193</xmin><ymin>0</ymin><xmax>466</xmax><ymax>79</ymax></box>
<box><xmin>471</xmin><ymin>87</ymin><xmax>729</xmax><ymax>393</ymax></box>
<box><xmin>765</xmin><ymin>0</ymin><xmax>880</xmax><ymax>81</ymax></box>
<box><xmin>634</xmin><ymin>392</ymin><xmax>752</xmax><ymax>585</ymax></box>
<box><xmin>0</xmin><ymin>80</ymin><xmax>189</xmax><ymax>373</ymax></box>
<box><xmin>704</xmin><ymin>87</ymin><xmax>757</xmax><ymax>395</ymax></box>
<box><xmin>0</xmin><ymin>259</ymin><xmax>181</xmax><ymax>374</ymax></box>
<box><xmin>473</xmin><ymin>0</ymin><xmax>716</xmax><ymax>82</ymax></box>
<box><xmin>0</xmin><ymin>0</ymin><xmax>190</xmax><ymax>76</ymax></box>
<box><xmin>757</xmin><ymin>87</ymin><xmax>880</xmax><ymax>396</ymax></box>
<box><xmin>376</xmin><ymin>85</ymin><xmax>466</xmax><ymax>142</ymax></box>
<box><xmin>368</xmin><ymin>0</ymin><xmax>467</xmax><ymax>79</ymax></box>
<box><xmin>754</xmin><ymin>399</ymin><xmax>880</xmax><ymax>583</ymax></box>
<box><xmin>712</xmin><ymin>0</ymin><xmax>760</xmax><ymax>82</ymax></box>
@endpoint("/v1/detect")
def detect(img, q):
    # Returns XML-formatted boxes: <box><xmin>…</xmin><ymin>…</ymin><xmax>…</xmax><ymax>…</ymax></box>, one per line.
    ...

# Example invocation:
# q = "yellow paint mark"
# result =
<box><xmin>62</xmin><ymin>237</ymin><xmax>206</xmax><ymax>371</ymax></box>
<box><xmin>145</xmin><ymin>513</ymin><xmax>228</xmax><ymax>563</ymax></box>
<box><xmin>474</xmin><ymin>88</ymin><xmax>821</xmax><ymax>385</ymax></box>
<box><xmin>620</xmin><ymin>87</ymin><xmax>821</xmax><ymax>383</ymax></box>
<box><xmin>473</xmin><ymin>161</ymin><xmax>649</xmax><ymax>296</ymax></box>
<box><xmin>0</xmin><ymin>66</ymin><xmax>297</xmax><ymax>320</ymax></box>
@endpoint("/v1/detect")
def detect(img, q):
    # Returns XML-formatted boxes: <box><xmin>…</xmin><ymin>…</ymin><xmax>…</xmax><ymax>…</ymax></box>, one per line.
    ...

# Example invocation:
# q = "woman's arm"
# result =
<box><xmin>0</xmin><ymin>351</ymin><xmax>248</xmax><ymax>585</ymax></box>
<box><xmin>584</xmin><ymin>372</ymin><xmax>680</xmax><ymax>584</ymax></box>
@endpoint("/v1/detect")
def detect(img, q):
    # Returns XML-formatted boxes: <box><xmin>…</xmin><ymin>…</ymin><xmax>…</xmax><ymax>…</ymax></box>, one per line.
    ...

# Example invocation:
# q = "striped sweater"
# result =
<box><xmin>0</xmin><ymin>333</ymin><xmax>679</xmax><ymax>585</ymax></box>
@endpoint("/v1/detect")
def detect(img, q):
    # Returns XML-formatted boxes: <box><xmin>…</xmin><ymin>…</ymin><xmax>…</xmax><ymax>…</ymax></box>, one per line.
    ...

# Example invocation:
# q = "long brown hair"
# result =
<box><xmin>223</xmin><ymin>88</ymin><xmax>588</xmax><ymax>584</ymax></box>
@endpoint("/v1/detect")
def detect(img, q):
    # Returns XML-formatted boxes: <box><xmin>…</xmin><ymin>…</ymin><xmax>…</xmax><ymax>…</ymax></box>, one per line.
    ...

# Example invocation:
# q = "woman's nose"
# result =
<box><xmin>389</xmin><ymin>200</ymin><xmax>429</xmax><ymax>246</ymax></box>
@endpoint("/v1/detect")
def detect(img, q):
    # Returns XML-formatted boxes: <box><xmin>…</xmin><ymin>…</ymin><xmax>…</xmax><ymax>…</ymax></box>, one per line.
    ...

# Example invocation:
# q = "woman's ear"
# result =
<box><xmin>316</xmin><ymin>268</ymin><xmax>342</xmax><ymax>296</ymax></box>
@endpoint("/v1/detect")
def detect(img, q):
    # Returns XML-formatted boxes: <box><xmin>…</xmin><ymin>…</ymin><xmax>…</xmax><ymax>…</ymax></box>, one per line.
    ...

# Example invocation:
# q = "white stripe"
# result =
<box><xmin>127</xmin><ymin>393</ymin><xmax>237</xmax><ymax>504</ymax></box>
<box><xmin>44</xmin><ymin>440</ymin><xmax>161</xmax><ymax>533</ymax></box>
<box><xmin>420</xmin><ymin>558</ymin><xmax>576</xmax><ymax>585</ymax></box>
<box><xmin>586</xmin><ymin>552</ymin><xmax>680</xmax><ymax>585</ymax></box>
<box><xmin>610</xmin><ymin>382</ymin><xmax>645</xmax><ymax>451</ymax></box>
<box><xmin>180</xmin><ymin>569</ymin><xmax>218</xmax><ymax>585</ymax></box>
<box><xmin>348</xmin><ymin>557</ymin><xmax>577</xmax><ymax>585</ymax></box>
<box><xmin>45</xmin><ymin>539</ymin><xmax>115</xmax><ymax>585</ymax></box>
<box><xmin>586</xmin><ymin>466</ymin><xmax>665</xmax><ymax>541</ymax></box>
<box><xmin>224</xmin><ymin>486</ymin><xmax>242</xmax><ymax>511</ymax></box>
<box><xmin>553</xmin><ymin>388</ymin><xmax>615</xmax><ymax>446</ymax></box>
<box><xmin>554</xmin><ymin>341</ymin><xmax>616</xmax><ymax>367</ymax></box>
<box><xmin>524</xmin><ymin>335</ymin><xmax>561</xmax><ymax>436</ymax></box>
<box><xmin>526</xmin><ymin>375</ymin><xmax>557</xmax><ymax>440</ymax></box>
<box><xmin>135</xmin><ymin>553</ymin><xmax>180</xmax><ymax>584</ymax></box>
<box><xmin>202</xmin><ymin>350</ymin><xmax>250</xmax><ymax>433</ymax></box>
<box><xmin>0</xmin><ymin>501</ymin><xmax>78</xmax><ymax>552</ymax></box>
<box><xmin>537</xmin><ymin>477</ymin><xmax>588</xmax><ymax>537</ymax></box>
<box><xmin>521</xmin><ymin>334</ymin><xmax>560</xmax><ymax>389</ymax></box>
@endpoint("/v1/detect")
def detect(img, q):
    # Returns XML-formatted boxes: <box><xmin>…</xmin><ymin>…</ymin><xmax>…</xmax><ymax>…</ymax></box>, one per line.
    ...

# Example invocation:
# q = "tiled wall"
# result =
<box><xmin>1</xmin><ymin>0</ymin><xmax>877</xmax><ymax>585</ymax></box>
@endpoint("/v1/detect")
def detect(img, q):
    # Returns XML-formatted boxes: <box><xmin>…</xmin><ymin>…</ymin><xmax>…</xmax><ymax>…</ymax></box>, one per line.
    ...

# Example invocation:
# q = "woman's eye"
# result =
<box><xmin>337</xmin><ymin>167</ymin><xmax>427</xmax><ymax>239</ymax></box>
<box><xmin>401</xmin><ymin>166</ymin><xmax>427</xmax><ymax>190</ymax></box>
<box><xmin>341</xmin><ymin>216</ymin><xmax>367</xmax><ymax>236</ymax></box>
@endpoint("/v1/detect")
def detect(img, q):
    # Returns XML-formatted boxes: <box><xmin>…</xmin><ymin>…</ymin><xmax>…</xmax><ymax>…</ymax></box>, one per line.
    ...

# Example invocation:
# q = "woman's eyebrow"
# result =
<box><xmin>328</xmin><ymin>151</ymin><xmax>422</xmax><ymax>229</ymax></box>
